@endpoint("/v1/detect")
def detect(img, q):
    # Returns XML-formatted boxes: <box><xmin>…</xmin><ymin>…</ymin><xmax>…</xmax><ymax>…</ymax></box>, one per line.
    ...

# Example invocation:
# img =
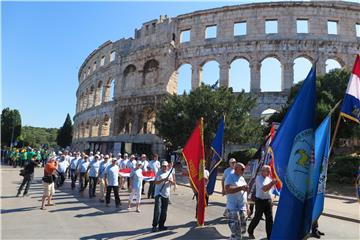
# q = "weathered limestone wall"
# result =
<box><xmin>73</xmin><ymin>1</ymin><xmax>360</xmax><ymax>154</ymax></box>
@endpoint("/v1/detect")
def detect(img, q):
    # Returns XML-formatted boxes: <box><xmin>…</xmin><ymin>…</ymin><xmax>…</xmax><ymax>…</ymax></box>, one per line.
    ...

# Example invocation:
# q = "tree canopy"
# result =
<box><xmin>266</xmin><ymin>69</ymin><xmax>360</xmax><ymax>140</ymax></box>
<box><xmin>19</xmin><ymin>126</ymin><xmax>58</xmax><ymax>148</ymax></box>
<box><xmin>56</xmin><ymin>114</ymin><xmax>73</xmax><ymax>148</ymax></box>
<box><xmin>156</xmin><ymin>84</ymin><xmax>262</xmax><ymax>154</ymax></box>
<box><xmin>1</xmin><ymin>108</ymin><xmax>22</xmax><ymax>146</ymax></box>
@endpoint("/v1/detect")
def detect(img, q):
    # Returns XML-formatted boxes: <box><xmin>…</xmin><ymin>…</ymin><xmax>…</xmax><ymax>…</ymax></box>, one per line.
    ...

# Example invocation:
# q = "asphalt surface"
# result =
<box><xmin>1</xmin><ymin>166</ymin><xmax>359</xmax><ymax>240</ymax></box>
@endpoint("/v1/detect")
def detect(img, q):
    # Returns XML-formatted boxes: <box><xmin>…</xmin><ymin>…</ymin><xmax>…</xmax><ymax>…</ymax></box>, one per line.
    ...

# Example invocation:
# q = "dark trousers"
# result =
<box><xmin>127</xmin><ymin>177</ymin><xmax>130</xmax><ymax>189</ymax></box>
<box><xmin>70</xmin><ymin>169</ymin><xmax>77</xmax><ymax>189</ymax></box>
<box><xmin>79</xmin><ymin>172</ymin><xmax>89</xmax><ymax>192</ymax></box>
<box><xmin>248</xmin><ymin>198</ymin><xmax>273</xmax><ymax>239</ymax></box>
<box><xmin>17</xmin><ymin>174</ymin><xmax>33</xmax><ymax>195</ymax></box>
<box><xmin>89</xmin><ymin>176</ymin><xmax>98</xmax><ymax>198</ymax></box>
<box><xmin>152</xmin><ymin>195</ymin><xmax>169</xmax><ymax>228</ymax></box>
<box><xmin>148</xmin><ymin>181</ymin><xmax>155</xmax><ymax>198</ymax></box>
<box><xmin>57</xmin><ymin>172</ymin><xmax>66</xmax><ymax>187</ymax></box>
<box><xmin>106</xmin><ymin>186</ymin><xmax>121</xmax><ymax>206</ymax></box>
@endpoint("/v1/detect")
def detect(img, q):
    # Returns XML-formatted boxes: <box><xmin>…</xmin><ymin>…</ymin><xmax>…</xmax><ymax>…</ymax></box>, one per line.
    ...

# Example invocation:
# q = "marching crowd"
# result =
<box><xmin>9</xmin><ymin>148</ymin><xmax>323</xmax><ymax>239</ymax></box>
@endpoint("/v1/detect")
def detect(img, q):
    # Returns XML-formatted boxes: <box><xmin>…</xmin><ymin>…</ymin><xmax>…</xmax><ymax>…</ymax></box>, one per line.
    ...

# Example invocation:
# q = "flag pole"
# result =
<box><xmin>329</xmin><ymin>100</ymin><xmax>343</xmax><ymax>155</ymax></box>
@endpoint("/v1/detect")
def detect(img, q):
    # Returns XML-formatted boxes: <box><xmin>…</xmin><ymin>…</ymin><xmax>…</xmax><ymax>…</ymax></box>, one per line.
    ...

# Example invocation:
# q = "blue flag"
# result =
<box><xmin>206</xmin><ymin>116</ymin><xmax>225</xmax><ymax>195</ymax></box>
<box><xmin>270</xmin><ymin>67</ymin><xmax>316</xmax><ymax>240</ymax></box>
<box><xmin>312</xmin><ymin>115</ymin><xmax>331</xmax><ymax>222</ymax></box>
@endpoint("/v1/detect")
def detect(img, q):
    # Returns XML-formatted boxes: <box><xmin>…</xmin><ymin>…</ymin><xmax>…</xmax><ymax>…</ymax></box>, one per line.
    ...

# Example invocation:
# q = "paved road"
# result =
<box><xmin>1</xmin><ymin>166</ymin><xmax>359</xmax><ymax>240</ymax></box>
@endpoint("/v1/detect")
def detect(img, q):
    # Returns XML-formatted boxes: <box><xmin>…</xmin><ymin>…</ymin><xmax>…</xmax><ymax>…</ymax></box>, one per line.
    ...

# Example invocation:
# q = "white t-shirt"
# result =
<box><xmin>105</xmin><ymin>164</ymin><xmax>119</xmax><ymax>186</ymax></box>
<box><xmin>149</xmin><ymin>160</ymin><xmax>160</xmax><ymax>173</ymax></box>
<box><xmin>154</xmin><ymin>170</ymin><xmax>173</xmax><ymax>198</ymax></box>
<box><xmin>225</xmin><ymin>173</ymin><xmax>247</xmax><ymax>211</ymax></box>
<box><xmin>223</xmin><ymin>167</ymin><xmax>234</xmax><ymax>180</ymax></box>
<box><xmin>255</xmin><ymin>175</ymin><xmax>273</xmax><ymax>200</ymax></box>
<box><xmin>58</xmin><ymin>160</ymin><xmax>69</xmax><ymax>173</ymax></box>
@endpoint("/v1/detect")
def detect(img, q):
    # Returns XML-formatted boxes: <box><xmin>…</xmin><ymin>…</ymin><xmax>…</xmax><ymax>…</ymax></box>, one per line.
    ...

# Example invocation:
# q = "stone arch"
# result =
<box><xmin>123</xmin><ymin>64</ymin><xmax>137</xmax><ymax>89</ymax></box>
<box><xmin>143</xmin><ymin>59</ymin><xmax>159</xmax><ymax>85</ymax></box>
<box><xmin>88</xmin><ymin>85</ymin><xmax>95</xmax><ymax>107</ymax></box>
<box><xmin>229</xmin><ymin>57</ymin><xmax>250</xmax><ymax>92</ymax></box>
<box><xmin>85</xmin><ymin>120</ymin><xmax>91</xmax><ymax>138</ymax></box>
<box><xmin>100</xmin><ymin>114</ymin><xmax>111</xmax><ymax>137</ymax></box>
<box><xmin>176</xmin><ymin>63</ymin><xmax>192</xmax><ymax>95</ymax></box>
<box><xmin>80</xmin><ymin>122</ymin><xmax>85</xmax><ymax>138</ymax></box>
<box><xmin>95</xmin><ymin>81</ymin><xmax>103</xmax><ymax>106</ymax></box>
<box><xmin>293</xmin><ymin>57</ymin><xmax>312</xmax><ymax>84</ymax></box>
<box><xmin>118</xmin><ymin>108</ymin><xmax>133</xmax><ymax>135</ymax></box>
<box><xmin>90</xmin><ymin>118</ymin><xmax>100</xmax><ymax>137</ymax></box>
<box><xmin>260</xmin><ymin>57</ymin><xmax>282</xmax><ymax>92</ymax></box>
<box><xmin>84</xmin><ymin>88</ymin><xmax>89</xmax><ymax>109</ymax></box>
<box><xmin>104</xmin><ymin>77</ymin><xmax>115</xmax><ymax>102</ymax></box>
<box><xmin>200</xmin><ymin>59</ymin><xmax>220</xmax><ymax>87</ymax></box>
<box><xmin>292</xmin><ymin>54</ymin><xmax>315</xmax><ymax>64</ymax></box>
<box><xmin>138</xmin><ymin>107</ymin><xmax>156</xmax><ymax>134</ymax></box>
<box><xmin>326</xmin><ymin>57</ymin><xmax>344</xmax><ymax>73</ymax></box>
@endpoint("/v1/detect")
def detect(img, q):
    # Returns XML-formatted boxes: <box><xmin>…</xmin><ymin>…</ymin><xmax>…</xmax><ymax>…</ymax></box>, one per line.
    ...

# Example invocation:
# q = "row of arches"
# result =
<box><xmin>77</xmin><ymin>78</ymin><xmax>115</xmax><ymax>113</ymax></box>
<box><xmin>115</xmin><ymin>107</ymin><xmax>156</xmax><ymax>135</ymax></box>
<box><xmin>176</xmin><ymin>57</ymin><xmax>343</xmax><ymax>94</ymax></box>
<box><xmin>122</xmin><ymin>59</ymin><xmax>160</xmax><ymax>90</ymax></box>
<box><xmin>74</xmin><ymin>115</ymin><xmax>112</xmax><ymax>140</ymax></box>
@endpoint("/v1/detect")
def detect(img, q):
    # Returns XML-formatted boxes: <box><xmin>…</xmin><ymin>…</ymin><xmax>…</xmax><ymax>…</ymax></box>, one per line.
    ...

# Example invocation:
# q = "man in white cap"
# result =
<box><xmin>225</xmin><ymin>162</ymin><xmax>249</xmax><ymax>239</ymax></box>
<box><xmin>128</xmin><ymin>160</ymin><xmax>144</xmax><ymax>212</ymax></box>
<box><xmin>104</xmin><ymin>157</ymin><xmax>121</xmax><ymax>208</ymax></box>
<box><xmin>151</xmin><ymin>161</ymin><xmax>175</xmax><ymax>232</ymax></box>
<box><xmin>87</xmin><ymin>154</ymin><xmax>100</xmax><ymax>198</ymax></box>
<box><xmin>222</xmin><ymin>158</ymin><xmax>237</xmax><ymax>217</ymax></box>
<box><xmin>98</xmin><ymin>154</ymin><xmax>110</xmax><ymax>202</ymax></box>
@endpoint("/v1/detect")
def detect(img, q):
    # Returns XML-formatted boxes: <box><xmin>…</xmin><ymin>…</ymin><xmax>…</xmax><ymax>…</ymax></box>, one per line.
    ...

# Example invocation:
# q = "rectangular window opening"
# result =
<box><xmin>297</xmin><ymin>19</ymin><xmax>308</xmax><ymax>33</ymax></box>
<box><xmin>180</xmin><ymin>29</ymin><xmax>191</xmax><ymax>43</ymax></box>
<box><xmin>110</xmin><ymin>51</ymin><xmax>116</xmax><ymax>62</ymax></box>
<box><xmin>100</xmin><ymin>56</ymin><xmax>105</xmax><ymax>66</ymax></box>
<box><xmin>93</xmin><ymin>62</ymin><xmax>96</xmax><ymax>71</ymax></box>
<box><xmin>265</xmin><ymin>19</ymin><xmax>278</xmax><ymax>34</ymax></box>
<box><xmin>356</xmin><ymin>23</ymin><xmax>360</xmax><ymax>37</ymax></box>
<box><xmin>234</xmin><ymin>22</ymin><xmax>247</xmax><ymax>36</ymax></box>
<box><xmin>327</xmin><ymin>20</ymin><xmax>338</xmax><ymax>35</ymax></box>
<box><xmin>205</xmin><ymin>25</ymin><xmax>217</xmax><ymax>39</ymax></box>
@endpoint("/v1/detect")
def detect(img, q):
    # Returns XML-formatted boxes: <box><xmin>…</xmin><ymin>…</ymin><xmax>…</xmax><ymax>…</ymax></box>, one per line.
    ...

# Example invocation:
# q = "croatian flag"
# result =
<box><xmin>340</xmin><ymin>55</ymin><xmax>360</xmax><ymax>124</ymax></box>
<box><xmin>119</xmin><ymin>168</ymin><xmax>156</xmax><ymax>181</ymax></box>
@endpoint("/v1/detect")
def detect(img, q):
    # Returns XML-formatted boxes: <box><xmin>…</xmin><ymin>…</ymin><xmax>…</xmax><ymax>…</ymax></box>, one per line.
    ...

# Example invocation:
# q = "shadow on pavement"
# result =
<box><xmin>79</xmin><ymin>228</ymin><xmax>151</xmax><ymax>240</ymax></box>
<box><xmin>1</xmin><ymin>206</ymin><xmax>39</xmax><ymax>214</ymax></box>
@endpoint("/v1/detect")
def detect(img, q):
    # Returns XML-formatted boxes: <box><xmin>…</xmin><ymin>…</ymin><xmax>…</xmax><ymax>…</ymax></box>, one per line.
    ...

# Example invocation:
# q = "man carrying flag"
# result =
<box><xmin>206</xmin><ymin>115</ymin><xmax>225</xmax><ymax>196</ymax></box>
<box><xmin>269</xmin><ymin>66</ymin><xmax>317</xmax><ymax>240</ymax></box>
<box><xmin>340</xmin><ymin>54</ymin><xmax>360</xmax><ymax>123</ymax></box>
<box><xmin>182</xmin><ymin>118</ymin><xmax>206</xmax><ymax>226</ymax></box>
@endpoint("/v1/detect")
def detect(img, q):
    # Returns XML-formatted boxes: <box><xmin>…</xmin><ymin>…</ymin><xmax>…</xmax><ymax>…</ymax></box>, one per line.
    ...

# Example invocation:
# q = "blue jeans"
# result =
<box><xmin>152</xmin><ymin>195</ymin><xmax>168</xmax><ymax>228</ymax></box>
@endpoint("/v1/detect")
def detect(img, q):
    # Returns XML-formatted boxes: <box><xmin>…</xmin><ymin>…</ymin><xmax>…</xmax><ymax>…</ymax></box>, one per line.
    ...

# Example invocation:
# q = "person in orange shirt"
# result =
<box><xmin>40</xmin><ymin>158</ymin><xmax>58</xmax><ymax>210</ymax></box>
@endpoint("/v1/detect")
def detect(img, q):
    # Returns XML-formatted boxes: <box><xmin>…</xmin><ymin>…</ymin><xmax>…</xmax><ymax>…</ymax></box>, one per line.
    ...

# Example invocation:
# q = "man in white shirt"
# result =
<box><xmin>57</xmin><ymin>154</ymin><xmax>69</xmax><ymax>187</ymax></box>
<box><xmin>151</xmin><ymin>161</ymin><xmax>175</xmax><ymax>232</ymax></box>
<box><xmin>248</xmin><ymin>165</ymin><xmax>277</xmax><ymax>239</ymax></box>
<box><xmin>78</xmin><ymin>155</ymin><xmax>90</xmax><ymax>193</ymax></box>
<box><xmin>120</xmin><ymin>153</ymin><xmax>130</xmax><ymax>190</ymax></box>
<box><xmin>88</xmin><ymin>155</ymin><xmax>100</xmax><ymax>198</ymax></box>
<box><xmin>104</xmin><ymin>158</ymin><xmax>121</xmax><ymax>208</ymax></box>
<box><xmin>69</xmin><ymin>152</ymin><xmax>81</xmax><ymax>190</ymax></box>
<box><xmin>225</xmin><ymin>163</ymin><xmax>249</xmax><ymax>239</ymax></box>
<box><xmin>98</xmin><ymin>155</ymin><xmax>110</xmax><ymax>202</ymax></box>
<box><xmin>147</xmin><ymin>154</ymin><xmax>160</xmax><ymax>199</ymax></box>
<box><xmin>140</xmin><ymin>154</ymin><xmax>150</xmax><ymax>195</ymax></box>
<box><xmin>222</xmin><ymin>158</ymin><xmax>237</xmax><ymax>217</ymax></box>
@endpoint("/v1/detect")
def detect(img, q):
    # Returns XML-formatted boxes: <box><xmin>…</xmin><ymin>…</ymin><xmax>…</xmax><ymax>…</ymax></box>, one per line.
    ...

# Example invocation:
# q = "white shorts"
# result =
<box><xmin>43</xmin><ymin>182</ymin><xmax>55</xmax><ymax>196</ymax></box>
<box><xmin>129</xmin><ymin>187</ymin><xmax>142</xmax><ymax>203</ymax></box>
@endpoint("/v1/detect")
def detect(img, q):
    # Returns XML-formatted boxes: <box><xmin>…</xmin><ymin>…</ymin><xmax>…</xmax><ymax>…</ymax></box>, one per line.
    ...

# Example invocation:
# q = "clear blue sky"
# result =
<box><xmin>2</xmin><ymin>1</ymin><xmax>345</xmax><ymax>128</ymax></box>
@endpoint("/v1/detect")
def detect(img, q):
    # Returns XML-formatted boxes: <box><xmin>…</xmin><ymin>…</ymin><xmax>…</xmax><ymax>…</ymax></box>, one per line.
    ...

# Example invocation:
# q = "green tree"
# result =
<box><xmin>56</xmin><ymin>114</ymin><xmax>73</xmax><ymax>148</ymax></box>
<box><xmin>267</xmin><ymin>69</ymin><xmax>360</xmax><ymax>140</ymax></box>
<box><xmin>156</xmin><ymin>84</ymin><xmax>263</xmax><ymax>156</ymax></box>
<box><xmin>20</xmin><ymin>126</ymin><xmax>58</xmax><ymax>148</ymax></box>
<box><xmin>1</xmin><ymin>108</ymin><xmax>22</xmax><ymax>147</ymax></box>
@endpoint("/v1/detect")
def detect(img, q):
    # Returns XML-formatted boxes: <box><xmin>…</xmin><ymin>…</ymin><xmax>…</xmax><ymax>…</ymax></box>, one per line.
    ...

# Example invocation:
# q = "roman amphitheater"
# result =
<box><xmin>72</xmin><ymin>1</ymin><xmax>360</xmax><ymax>156</ymax></box>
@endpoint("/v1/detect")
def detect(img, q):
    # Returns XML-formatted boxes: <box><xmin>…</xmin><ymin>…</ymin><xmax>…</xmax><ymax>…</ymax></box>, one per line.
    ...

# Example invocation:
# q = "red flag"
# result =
<box><xmin>266</xmin><ymin>123</ymin><xmax>282</xmax><ymax>191</ymax></box>
<box><xmin>182</xmin><ymin>118</ymin><xmax>206</xmax><ymax>226</ymax></box>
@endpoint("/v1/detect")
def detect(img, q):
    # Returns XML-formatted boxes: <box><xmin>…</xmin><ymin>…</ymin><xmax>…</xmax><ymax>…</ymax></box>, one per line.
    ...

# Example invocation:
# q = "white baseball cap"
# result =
<box><xmin>161</xmin><ymin>161</ymin><xmax>169</xmax><ymax>166</ymax></box>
